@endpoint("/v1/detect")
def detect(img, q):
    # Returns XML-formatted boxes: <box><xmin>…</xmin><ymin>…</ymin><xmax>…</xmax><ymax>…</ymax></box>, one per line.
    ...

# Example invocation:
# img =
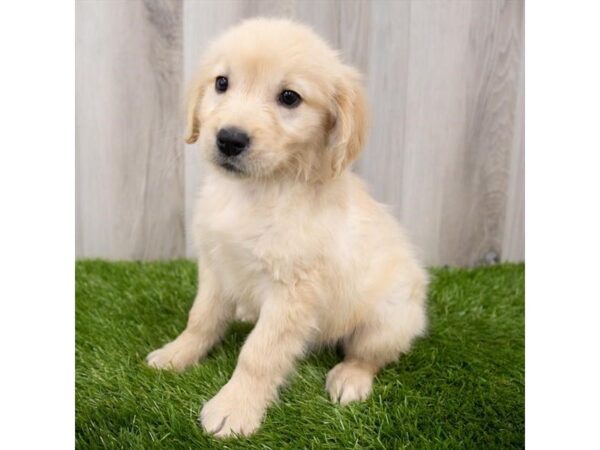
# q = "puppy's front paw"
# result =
<box><xmin>326</xmin><ymin>361</ymin><xmax>374</xmax><ymax>405</ymax></box>
<box><xmin>200</xmin><ymin>381</ymin><xmax>266</xmax><ymax>438</ymax></box>
<box><xmin>146</xmin><ymin>333</ymin><xmax>204</xmax><ymax>372</ymax></box>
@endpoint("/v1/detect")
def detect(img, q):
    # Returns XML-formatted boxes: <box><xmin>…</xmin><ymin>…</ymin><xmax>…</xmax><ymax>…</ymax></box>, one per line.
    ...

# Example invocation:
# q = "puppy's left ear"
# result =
<box><xmin>184</xmin><ymin>78</ymin><xmax>205</xmax><ymax>144</ymax></box>
<box><xmin>327</xmin><ymin>67</ymin><xmax>368</xmax><ymax>176</ymax></box>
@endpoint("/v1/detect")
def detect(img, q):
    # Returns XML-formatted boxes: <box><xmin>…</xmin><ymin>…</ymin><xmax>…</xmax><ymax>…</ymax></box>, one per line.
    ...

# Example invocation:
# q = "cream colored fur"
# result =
<box><xmin>147</xmin><ymin>18</ymin><xmax>428</xmax><ymax>438</ymax></box>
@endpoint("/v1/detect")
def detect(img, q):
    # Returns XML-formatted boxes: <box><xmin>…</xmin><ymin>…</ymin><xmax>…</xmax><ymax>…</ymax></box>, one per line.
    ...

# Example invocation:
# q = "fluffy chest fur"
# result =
<box><xmin>193</xmin><ymin>172</ymin><xmax>352</xmax><ymax>320</ymax></box>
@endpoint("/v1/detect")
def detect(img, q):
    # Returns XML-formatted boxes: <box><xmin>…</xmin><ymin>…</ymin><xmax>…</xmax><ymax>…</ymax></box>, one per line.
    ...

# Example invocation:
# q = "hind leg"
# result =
<box><xmin>327</xmin><ymin>285</ymin><xmax>427</xmax><ymax>405</ymax></box>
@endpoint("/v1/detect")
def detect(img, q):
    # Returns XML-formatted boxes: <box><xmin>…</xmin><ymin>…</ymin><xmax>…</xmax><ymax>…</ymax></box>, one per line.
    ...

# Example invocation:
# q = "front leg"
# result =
<box><xmin>147</xmin><ymin>263</ymin><xmax>233</xmax><ymax>371</ymax></box>
<box><xmin>200</xmin><ymin>285</ymin><xmax>317</xmax><ymax>438</ymax></box>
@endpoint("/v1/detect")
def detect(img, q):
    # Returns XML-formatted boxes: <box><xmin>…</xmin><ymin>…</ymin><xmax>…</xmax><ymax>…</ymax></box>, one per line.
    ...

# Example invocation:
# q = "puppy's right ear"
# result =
<box><xmin>184</xmin><ymin>79</ymin><xmax>205</xmax><ymax>144</ymax></box>
<box><xmin>326</xmin><ymin>67</ymin><xmax>369</xmax><ymax>176</ymax></box>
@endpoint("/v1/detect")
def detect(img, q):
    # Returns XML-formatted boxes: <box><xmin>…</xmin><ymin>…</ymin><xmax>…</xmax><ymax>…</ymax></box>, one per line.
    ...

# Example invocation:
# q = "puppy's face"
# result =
<box><xmin>185</xmin><ymin>19</ymin><xmax>368</xmax><ymax>181</ymax></box>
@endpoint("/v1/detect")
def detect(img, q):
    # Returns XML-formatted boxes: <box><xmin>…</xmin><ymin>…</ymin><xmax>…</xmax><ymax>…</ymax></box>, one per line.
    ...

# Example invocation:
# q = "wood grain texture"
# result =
<box><xmin>502</xmin><ymin>9</ymin><xmax>525</xmax><ymax>263</ymax></box>
<box><xmin>77</xmin><ymin>0</ymin><xmax>524</xmax><ymax>265</ymax></box>
<box><xmin>398</xmin><ymin>0</ymin><xmax>525</xmax><ymax>265</ymax></box>
<box><xmin>353</xmin><ymin>0</ymin><xmax>410</xmax><ymax>220</ymax></box>
<box><xmin>76</xmin><ymin>0</ymin><xmax>185</xmax><ymax>259</ymax></box>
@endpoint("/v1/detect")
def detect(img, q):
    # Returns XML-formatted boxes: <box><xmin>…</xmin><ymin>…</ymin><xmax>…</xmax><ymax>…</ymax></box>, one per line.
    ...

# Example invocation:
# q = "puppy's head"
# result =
<box><xmin>185</xmin><ymin>18</ymin><xmax>368</xmax><ymax>181</ymax></box>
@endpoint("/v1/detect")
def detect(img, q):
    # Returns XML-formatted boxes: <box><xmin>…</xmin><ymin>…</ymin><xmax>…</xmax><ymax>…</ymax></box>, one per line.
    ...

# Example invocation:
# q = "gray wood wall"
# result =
<box><xmin>76</xmin><ymin>0</ymin><xmax>524</xmax><ymax>266</ymax></box>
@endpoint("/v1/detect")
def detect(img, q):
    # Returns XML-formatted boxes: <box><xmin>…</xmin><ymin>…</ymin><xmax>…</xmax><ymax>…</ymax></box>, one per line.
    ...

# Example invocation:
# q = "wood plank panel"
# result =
<box><xmin>76</xmin><ymin>0</ymin><xmax>185</xmax><ymax>259</ymax></box>
<box><xmin>399</xmin><ymin>0</ymin><xmax>524</xmax><ymax>265</ymax></box>
<box><xmin>352</xmin><ymin>0</ymin><xmax>411</xmax><ymax>225</ymax></box>
<box><xmin>502</xmin><ymin>18</ymin><xmax>525</xmax><ymax>263</ymax></box>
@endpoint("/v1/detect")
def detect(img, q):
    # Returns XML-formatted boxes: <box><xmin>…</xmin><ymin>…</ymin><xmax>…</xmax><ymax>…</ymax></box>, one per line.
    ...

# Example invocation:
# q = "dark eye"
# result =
<box><xmin>278</xmin><ymin>90</ymin><xmax>302</xmax><ymax>108</ymax></box>
<box><xmin>215</xmin><ymin>76</ymin><xmax>228</xmax><ymax>93</ymax></box>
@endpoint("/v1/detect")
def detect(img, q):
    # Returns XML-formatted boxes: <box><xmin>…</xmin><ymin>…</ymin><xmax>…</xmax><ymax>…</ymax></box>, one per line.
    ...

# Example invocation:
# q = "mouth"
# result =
<box><xmin>218</xmin><ymin>161</ymin><xmax>245</xmax><ymax>175</ymax></box>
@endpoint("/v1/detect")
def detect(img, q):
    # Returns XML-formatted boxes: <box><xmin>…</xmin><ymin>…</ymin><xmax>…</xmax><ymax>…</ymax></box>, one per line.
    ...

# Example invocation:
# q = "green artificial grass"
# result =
<box><xmin>76</xmin><ymin>261</ymin><xmax>524</xmax><ymax>449</ymax></box>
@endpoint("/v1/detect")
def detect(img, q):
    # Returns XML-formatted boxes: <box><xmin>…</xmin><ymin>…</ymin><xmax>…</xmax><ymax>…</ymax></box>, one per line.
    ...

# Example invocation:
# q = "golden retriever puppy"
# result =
<box><xmin>147</xmin><ymin>18</ymin><xmax>428</xmax><ymax>438</ymax></box>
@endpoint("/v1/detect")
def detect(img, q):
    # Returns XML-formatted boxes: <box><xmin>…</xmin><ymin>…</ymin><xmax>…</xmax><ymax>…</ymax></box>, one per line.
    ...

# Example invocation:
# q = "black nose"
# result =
<box><xmin>216</xmin><ymin>127</ymin><xmax>250</xmax><ymax>157</ymax></box>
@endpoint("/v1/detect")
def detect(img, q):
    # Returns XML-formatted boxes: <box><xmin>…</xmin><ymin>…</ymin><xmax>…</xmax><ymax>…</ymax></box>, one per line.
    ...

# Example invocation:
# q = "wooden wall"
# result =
<box><xmin>76</xmin><ymin>0</ymin><xmax>524</xmax><ymax>266</ymax></box>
